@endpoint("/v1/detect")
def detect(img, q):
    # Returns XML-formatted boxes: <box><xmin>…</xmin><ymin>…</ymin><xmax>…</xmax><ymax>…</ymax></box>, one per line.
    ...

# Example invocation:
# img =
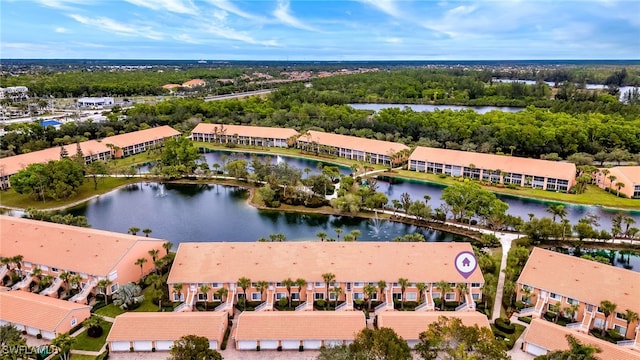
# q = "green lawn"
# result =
<box><xmin>94</xmin><ymin>304</ymin><xmax>126</xmax><ymax>318</ymax></box>
<box><xmin>72</xmin><ymin>320</ymin><xmax>113</xmax><ymax>352</ymax></box>
<box><xmin>71</xmin><ymin>355</ymin><xmax>97</xmax><ymax>360</ymax></box>
<box><xmin>110</xmin><ymin>151</ymin><xmax>161</xmax><ymax>167</ymax></box>
<box><xmin>94</xmin><ymin>286</ymin><xmax>162</xmax><ymax>317</ymax></box>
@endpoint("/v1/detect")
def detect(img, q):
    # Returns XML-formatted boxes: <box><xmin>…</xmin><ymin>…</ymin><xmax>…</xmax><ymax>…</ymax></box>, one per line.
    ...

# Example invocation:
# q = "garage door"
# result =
<box><xmin>323</xmin><ymin>340</ymin><xmax>342</xmax><ymax>348</ymax></box>
<box><xmin>407</xmin><ymin>340</ymin><xmax>419</xmax><ymax>349</ymax></box>
<box><xmin>13</xmin><ymin>324</ymin><xmax>25</xmax><ymax>331</ymax></box>
<box><xmin>133</xmin><ymin>340</ymin><xmax>153</xmax><ymax>351</ymax></box>
<box><xmin>237</xmin><ymin>340</ymin><xmax>257</xmax><ymax>350</ymax></box>
<box><xmin>260</xmin><ymin>340</ymin><xmax>278</xmax><ymax>350</ymax></box>
<box><xmin>42</xmin><ymin>331</ymin><xmax>56</xmax><ymax>340</ymax></box>
<box><xmin>304</xmin><ymin>340</ymin><xmax>322</xmax><ymax>349</ymax></box>
<box><xmin>282</xmin><ymin>340</ymin><xmax>299</xmax><ymax>350</ymax></box>
<box><xmin>110</xmin><ymin>341</ymin><xmax>130</xmax><ymax>352</ymax></box>
<box><xmin>26</xmin><ymin>326</ymin><xmax>40</xmax><ymax>336</ymax></box>
<box><xmin>526</xmin><ymin>343</ymin><xmax>548</xmax><ymax>356</ymax></box>
<box><xmin>155</xmin><ymin>340</ymin><xmax>173</xmax><ymax>351</ymax></box>
<box><xmin>208</xmin><ymin>340</ymin><xmax>218</xmax><ymax>350</ymax></box>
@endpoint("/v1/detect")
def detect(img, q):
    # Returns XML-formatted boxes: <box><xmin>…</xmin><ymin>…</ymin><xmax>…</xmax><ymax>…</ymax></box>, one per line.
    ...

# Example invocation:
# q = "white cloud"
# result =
<box><xmin>206</xmin><ymin>0</ymin><xmax>261</xmax><ymax>20</ymax></box>
<box><xmin>124</xmin><ymin>0</ymin><xmax>198</xmax><ymax>15</ymax></box>
<box><xmin>36</xmin><ymin>0</ymin><xmax>86</xmax><ymax>11</ymax></box>
<box><xmin>213</xmin><ymin>9</ymin><xmax>228</xmax><ymax>21</ymax></box>
<box><xmin>357</xmin><ymin>0</ymin><xmax>400</xmax><ymax>18</ymax></box>
<box><xmin>384</xmin><ymin>37</ymin><xmax>402</xmax><ymax>44</ymax></box>
<box><xmin>173</xmin><ymin>34</ymin><xmax>202</xmax><ymax>44</ymax></box>
<box><xmin>273</xmin><ymin>0</ymin><xmax>318</xmax><ymax>32</ymax></box>
<box><xmin>54</xmin><ymin>27</ymin><xmax>69</xmax><ymax>33</ymax></box>
<box><xmin>203</xmin><ymin>24</ymin><xmax>280</xmax><ymax>46</ymax></box>
<box><xmin>68</xmin><ymin>14</ymin><xmax>164</xmax><ymax>40</ymax></box>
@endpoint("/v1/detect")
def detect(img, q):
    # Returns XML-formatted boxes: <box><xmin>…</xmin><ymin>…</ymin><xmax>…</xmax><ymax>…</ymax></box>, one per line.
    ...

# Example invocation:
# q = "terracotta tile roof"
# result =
<box><xmin>102</xmin><ymin>126</ymin><xmax>180</xmax><ymax>149</ymax></box>
<box><xmin>300</xmin><ymin>130</ymin><xmax>410</xmax><ymax>156</ymax></box>
<box><xmin>523</xmin><ymin>319</ymin><xmax>640</xmax><ymax>359</ymax></box>
<box><xmin>377</xmin><ymin>312</ymin><xmax>490</xmax><ymax>341</ymax></box>
<box><xmin>0</xmin><ymin>216</ymin><xmax>165</xmax><ymax>276</ymax></box>
<box><xmin>517</xmin><ymin>248</ymin><xmax>640</xmax><ymax>312</ymax></box>
<box><xmin>182</xmin><ymin>79</ymin><xmax>206</xmax><ymax>87</ymax></box>
<box><xmin>0</xmin><ymin>140</ymin><xmax>111</xmax><ymax>177</ymax></box>
<box><xmin>107</xmin><ymin>312</ymin><xmax>226</xmax><ymax>342</ymax></box>
<box><xmin>606</xmin><ymin>166</ymin><xmax>640</xmax><ymax>197</ymax></box>
<box><xmin>167</xmin><ymin>242</ymin><xmax>484</xmax><ymax>284</ymax></box>
<box><xmin>409</xmin><ymin>146</ymin><xmax>577</xmax><ymax>181</ymax></box>
<box><xmin>235</xmin><ymin>312</ymin><xmax>365</xmax><ymax>340</ymax></box>
<box><xmin>162</xmin><ymin>84</ymin><xmax>181</xmax><ymax>89</ymax></box>
<box><xmin>191</xmin><ymin>123</ymin><xmax>299</xmax><ymax>140</ymax></box>
<box><xmin>0</xmin><ymin>291</ymin><xmax>90</xmax><ymax>332</ymax></box>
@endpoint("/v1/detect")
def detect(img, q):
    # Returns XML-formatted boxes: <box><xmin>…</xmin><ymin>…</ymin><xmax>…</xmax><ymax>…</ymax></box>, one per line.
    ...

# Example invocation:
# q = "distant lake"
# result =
<box><xmin>349</xmin><ymin>103</ymin><xmax>523</xmax><ymax>114</ymax></box>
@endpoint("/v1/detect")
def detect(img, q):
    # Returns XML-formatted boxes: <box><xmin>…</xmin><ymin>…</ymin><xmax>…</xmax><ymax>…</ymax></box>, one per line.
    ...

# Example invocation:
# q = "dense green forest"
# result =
<box><xmin>3</xmin><ymin>94</ymin><xmax>639</xmax><ymax>161</ymax></box>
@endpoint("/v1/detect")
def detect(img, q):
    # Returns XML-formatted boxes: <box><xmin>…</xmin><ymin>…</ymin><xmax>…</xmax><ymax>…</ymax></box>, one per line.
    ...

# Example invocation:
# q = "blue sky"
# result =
<box><xmin>1</xmin><ymin>0</ymin><xmax>639</xmax><ymax>60</ymax></box>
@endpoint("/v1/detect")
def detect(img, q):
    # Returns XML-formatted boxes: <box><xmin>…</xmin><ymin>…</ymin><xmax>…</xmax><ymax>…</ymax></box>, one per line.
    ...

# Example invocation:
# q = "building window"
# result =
<box><xmin>353</xmin><ymin>282</ymin><xmax>364</xmax><ymax>288</ymax></box>
<box><xmin>406</xmin><ymin>293</ymin><xmax>417</xmax><ymax>301</ymax></box>
<box><xmin>51</xmin><ymin>267</ymin><xmax>58</xmax><ymax>273</ymax></box>
<box><xmin>198</xmin><ymin>293</ymin><xmax>208</xmax><ymax>301</ymax></box>
<box><xmin>329</xmin><ymin>292</ymin><xmax>337</xmax><ymax>301</ymax></box>
<box><xmin>393</xmin><ymin>293</ymin><xmax>401</xmax><ymax>301</ymax></box>
<box><xmin>110</xmin><ymin>283</ymin><xmax>119</xmax><ymax>293</ymax></box>
<box><xmin>251</xmin><ymin>293</ymin><xmax>261</xmax><ymax>301</ymax></box>
<box><xmin>276</xmin><ymin>282</ymin><xmax>283</xmax><ymax>287</ymax></box>
<box><xmin>354</xmin><ymin>293</ymin><xmax>364</xmax><ymax>300</ymax></box>
<box><xmin>314</xmin><ymin>293</ymin><xmax>324</xmax><ymax>300</ymax></box>
<box><xmin>472</xmin><ymin>293</ymin><xmax>480</xmax><ymax>300</ymax></box>
<box><xmin>211</xmin><ymin>283</ymin><xmax>221</xmax><ymax>288</ymax></box>
<box><xmin>369</xmin><ymin>293</ymin><xmax>378</xmax><ymax>301</ymax></box>
<box><xmin>329</xmin><ymin>282</ymin><xmax>338</xmax><ymax>287</ymax></box>
<box><xmin>566</xmin><ymin>298</ymin><xmax>579</xmax><ymax>306</ymax></box>
<box><xmin>613</xmin><ymin>325</ymin><xmax>627</xmax><ymax>335</ymax></box>
<box><xmin>71</xmin><ymin>318</ymin><xmax>77</xmax><ymax>326</ymax></box>
<box><xmin>314</xmin><ymin>282</ymin><xmax>324</xmax><ymax>288</ymax></box>
<box><xmin>432</xmin><ymin>292</ymin><xmax>441</xmax><ymax>299</ymax></box>
<box><xmin>213</xmin><ymin>294</ymin><xmax>221</xmax><ymax>301</ymax></box>
<box><xmin>549</xmin><ymin>292</ymin><xmax>561</xmax><ymax>300</ymax></box>
<box><xmin>291</xmin><ymin>293</ymin><xmax>300</xmax><ymax>301</ymax></box>
<box><xmin>445</xmin><ymin>292</ymin><xmax>456</xmax><ymax>301</ymax></box>
<box><xmin>471</xmin><ymin>283</ymin><xmax>482</xmax><ymax>288</ymax></box>
<box><xmin>616</xmin><ymin>312</ymin><xmax>627</xmax><ymax>320</ymax></box>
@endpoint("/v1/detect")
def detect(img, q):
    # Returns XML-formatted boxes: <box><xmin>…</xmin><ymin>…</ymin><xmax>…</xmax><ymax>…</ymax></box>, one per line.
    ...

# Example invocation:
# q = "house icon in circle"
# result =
<box><xmin>462</xmin><ymin>257</ymin><xmax>471</xmax><ymax>267</ymax></box>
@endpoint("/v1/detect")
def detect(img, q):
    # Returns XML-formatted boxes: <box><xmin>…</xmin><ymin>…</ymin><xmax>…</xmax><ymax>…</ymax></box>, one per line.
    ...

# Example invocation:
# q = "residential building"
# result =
<box><xmin>167</xmin><ymin>242</ymin><xmax>483</xmax><ymax>314</ymax></box>
<box><xmin>102</xmin><ymin>125</ymin><xmax>181</xmax><ymax>158</ymax></box>
<box><xmin>182</xmin><ymin>79</ymin><xmax>206</xmax><ymax>88</ymax></box>
<box><xmin>234</xmin><ymin>312</ymin><xmax>365</xmax><ymax>350</ymax></box>
<box><xmin>408</xmin><ymin>147</ymin><xmax>577</xmax><ymax>192</ymax></box>
<box><xmin>162</xmin><ymin>84</ymin><xmax>181</xmax><ymax>91</ymax></box>
<box><xmin>0</xmin><ymin>140</ymin><xmax>111</xmax><ymax>189</ymax></box>
<box><xmin>107</xmin><ymin>312</ymin><xmax>227</xmax><ymax>352</ymax></box>
<box><xmin>77</xmin><ymin>97</ymin><xmax>114</xmax><ymax>108</ymax></box>
<box><xmin>0</xmin><ymin>86</ymin><xmax>29</xmax><ymax>101</ymax></box>
<box><xmin>0</xmin><ymin>216</ymin><xmax>165</xmax><ymax>303</ymax></box>
<box><xmin>377</xmin><ymin>312</ymin><xmax>491</xmax><ymax>348</ymax></box>
<box><xmin>0</xmin><ymin>291</ymin><xmax>91</xmax><ymax>340</ymax></box>
<box><xmin>190</xmin><ymin>123</ymin><xmax>299</xmax><ymax>148</ymax></box>
<box><xmin>517</xmin><ymin>248</ymin><xmax>640</xmax><ymax>341</ymax></box>
<box><xmin>297</xmin><ymin>130</ymin><xmax>410</xmax><ymax>166</ymax></box>
<box><xmin>522</xmin><ymin>319</ymin><xmax>640</xmax><ymax>357</ymax></box>
<box><xmin>597</xmin><ymin>166</ymin><xmax>640</xmax><ymax>199</ymax></box>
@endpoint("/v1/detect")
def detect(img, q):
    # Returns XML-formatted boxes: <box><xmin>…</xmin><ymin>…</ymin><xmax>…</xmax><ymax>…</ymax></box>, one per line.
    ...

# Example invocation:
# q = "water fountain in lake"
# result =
<box><xmin>156</xmin><ymin>184</ymin><xmax>167</xmax><ymax>198</ymax></box>
<box><xmin>370</xmin><ymin>210</ymin><xmax>382</xmax><ymax>236</ymax></box>
<box><xmin>276</xmin><ymin>155</ymin><xmax>284</xmax><ymax>164</ymax></box>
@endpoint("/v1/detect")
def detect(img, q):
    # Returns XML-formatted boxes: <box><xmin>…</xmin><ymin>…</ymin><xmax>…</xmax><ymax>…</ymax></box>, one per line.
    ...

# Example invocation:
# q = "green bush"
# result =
<box><xmin>220</xmin><ymin>319</ymin><xmax>231</xmax><ymax>350</ymax></box>
<box><xmin>494</xmin><ymin>318</ymin><xmax>515</xmax><ymax>334</ymax></box>
<box><xmin>151</xmin><ymin>347</ymin><xmax>156</xmax><ymax>352</ymax></box>
<box><xmin>517</xmin><ymin>316</ymin><xmax>532</xmax><ymax>324</ymax></box>
<box><xmin>277</xmin><ymin>346</ymin><xmax>282</xmax><ymax>351</ymax></box>
<box><xmin>315</xmin><ymin>299</ymin><xmax>326</xmax><ymax>308</ymax></box>
<box><xmin>129</xmin><ymin>346</ymin><xmax>134</xmax><ymax>352</ymax></box>
<box><xmin>278</xmin><ymin>297</ymin><xmax>288</xmax><ymax>307</ymax></box>
<box><xmin>36</xmin><ymin>333</ymin><xmax>42</xmax><ymax>339</ymax></box>
<box><xmin>608</xmin><ymin>329</ymin><xmax>624</xmax><ymax>342</ymax></box>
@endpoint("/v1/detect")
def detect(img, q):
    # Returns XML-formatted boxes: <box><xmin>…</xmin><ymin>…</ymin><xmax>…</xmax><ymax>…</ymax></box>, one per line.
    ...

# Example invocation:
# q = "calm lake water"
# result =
<box><xmin>349</xmin><ymin>103</ymin><xmax>523</xmax><ymax>114</ymax></box>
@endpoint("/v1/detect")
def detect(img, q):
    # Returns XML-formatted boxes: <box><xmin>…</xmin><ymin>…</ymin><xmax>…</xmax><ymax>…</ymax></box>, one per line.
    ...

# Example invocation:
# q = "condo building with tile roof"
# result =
<box><xmin>167</xmin><ymin>242</ymin><xmax>483</xmax><ymax>314</ymax></box>
<box><xmin>522</xmin><ymin>319</ymin><xmax>640</xmax><ymax>358</ymax></box>
<box><xmin>107</xmin><ymin>312</ymin><xmax>227</xmax><ymax>352</ymax></box>
<box><xmin>0</xmin><ymin>291</ymin><xmax>91</xmax><ymax>340</ymax></box>
<box><xmin>517</xmin><ymin>248</ymin><xmax>640</xmax><ymax>341</ymax></box>
<box><xmin>102</xmin><ymin>125</ymin><xmax>181</xmax><ymax>158</ymax></box>
<box><xmin>0</xmin><ymin>216</ymin><xmax>165</xmax><ymax>303</ymax></box>
<box><xmin>0</xmin><ymin>140</ymin><xmax>111</xmax><ymax>189</ymax></box>
<box><xmin>297</xmin><ymin>130</ymin><xmax>410</xmax><ymax>166</ymax></box>
<box><xmin>190</xmin><ymin>123</ymin><xmax>299</xmax><ymax>148</ymax></box>
<box><xmin>234</xmin><ymin>312</ymin><xmax>365</xmax><ymax>350</ymax></box>
<box><xmin>597</xmin><ymin>166</ymin><xmax>640</xmax><ymax>199</ymax></box>
<box><xmin>408</xmin><ymin>146</ymin><xmax>577</xmax><ymax>192</ymax></box>
<box><xmin>182</xmin><ymin>79</ymin><xmax>206</xmax><ymax>88</ymax></box>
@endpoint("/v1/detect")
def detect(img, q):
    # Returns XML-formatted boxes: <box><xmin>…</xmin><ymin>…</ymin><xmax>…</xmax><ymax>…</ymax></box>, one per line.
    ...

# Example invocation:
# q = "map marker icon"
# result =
<box><xmin>454</xmin><ymin>251</ymin><xmax>478</xmax><ymax>279</ymax></box>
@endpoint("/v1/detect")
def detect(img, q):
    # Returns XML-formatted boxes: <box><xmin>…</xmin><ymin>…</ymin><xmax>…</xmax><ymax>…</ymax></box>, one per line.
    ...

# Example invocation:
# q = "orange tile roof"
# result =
<box><xmin>191</xmin><ymin>123</ymin><xmax>299</xmax><ymax>140</ymax></box>
<box><xmin>182</xmin><ymin>79</ymin><xmax>206</xmax><ymax>87</ymax></box>
<box><xmin>102</xmin><ymin>126</ymin><xmax>181</xmax><ymax>148</ymax></box>
<box><xmin>107</xmin><ymin>312</ymin><xmax>226</xmax><ymax>342</ymax></box>
<box><xmin>235</xmin><ymin>312</ymin><xmax>365</xmax><ymax>340</ymax></box>
<box><xmin>0</xmin><ymin>140</ymin><xmax>111</xmax><ymax>177</ymax></box>
<box><xmin>517</xmin><ymin>248</ymin><xmax>640</xmax><ymax>312</ymax></box>
<box><xmin>0</xmin><ymin>216</ymin><xmax>165</xmax><ymax>276</ymax></box>
<box><xmin>377</xmin><ymin>312</ymin><xmax>490</xmax><ymax>341</ymax></box>
<box><xmin>167</xmin><ymin>242</ymin><xmax>484</xmax><ymax>284</ymax></box>
<box><xmin>300</xmin><ymin>130</ymin><xmax>410</xmax><ymax>156</ymax></box>
<box><xmin>0</xmin><ymin>291</ymin><xmax>90</xmax><ymax>332</ymax></box>
<box><xmin>162</xmin><ymin>84</ymin><xmax>181</xmax><ymax>89</ymax></box>
<box><xmin>523</xmin><ymin>319</ymin><xmax>640</xmax><ymax>359</ymax></box>
<box><xmin>409</xmin><ymin>146</ymin><xmax>577</xmax><ymax>182</ymax></box>
<box><xmin>606</xmin><ymin>166</ymin><xmax>640</xmax><ymax>197</ymax></box>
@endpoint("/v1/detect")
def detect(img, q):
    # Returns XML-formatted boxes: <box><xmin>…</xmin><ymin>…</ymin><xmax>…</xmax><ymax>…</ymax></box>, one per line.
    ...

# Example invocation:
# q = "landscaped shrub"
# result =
<box><xmin>608</xmin><ymin>329</ymin><xmax>624</xmax><ymax>342</ymax></box>
<box><xmin>494</xmin><ymin>318</ymin><xmax>515</xmax><ymax>334</ymax></box>
<box><xmin>220</xmin><ymin>319</ymin><xmax>232</xmax><ymax>350</ymax></box>
<box><xmin>151</xmin><ymin>347</ymin><xmax>156</xmax><ymax>352</ymax></box>
<box><xmin>517</xmin><ymin>316</ymin><xmax>532</xmax><ymax>324</ymax></box>
<box><xmin>278</xmin><ymin>297</ymin><xmax>288</xmax><ymax>308</ymax></box>
<box><xmin>87</xmin><ymin>326</ymin><xmax>103</xmax><ymax>338</ymax></box>
<box><xmin>129</xmin><ymin>347</ymin><xmax>134</xmax><ymax>352</ymax></box>
<box><xmin>36</xmin><ymin>333</ymin><xmax>42</xmax><ymax>339</ymax></box>
<box><xmin>315</xmin><ymin>299</ymin><xmax>326</xmax><ymax>309</ymax></box>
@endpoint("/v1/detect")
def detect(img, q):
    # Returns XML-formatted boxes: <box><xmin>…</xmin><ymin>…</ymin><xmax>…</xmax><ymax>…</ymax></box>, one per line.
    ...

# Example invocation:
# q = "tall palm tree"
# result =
<box><xmin>134</xmin><ymin>258</ymin><xmax>148</xmax><ymax>277</ymax></box>
<box><xmin>70</xmin><ymin>274</ymin><xmax>82</xmax><ymax>290</ymax></box>
<box><xmin>52</xmin><ymin>333</ymin><xmax>76</xmax><ymax>360</ymax></box>
<box><xmin>331</xmin><ymin>286</ymin><xmax>342</xmax><ymax>309</ymax></box>
<box><xmin>377</xmin><ymin>280</ymin><xmax>387</xmax><ymax>302</ymax></box>
<box><xmin>549</xmin><ymin>302</ymin><xmax>561</xmax><ymax>323</ymax></box>
<box><xmin>398</xmin><ymin>278</ymin><xmax>409</xmax><ymax>309</ymax></box>
<box><xmin>607</xmin><ymin>175</ymin><xmax>617</xmax><ymax>190</ymax></box>
<box><xmin>334</xmin><ymin>228</ymin><xmax>343</xmax><ymax>240</ymax></box>
<box><xmin>322</xmin><ymin>273</ymin><xmax>336</xmax><ymax>309</ymax></box>
<box><xmin>31</xmin><ymin>266</ymin><xmax>42</xmax><ymax>281</ymax></box>
<box><xmin>546</xmin><ymin>204</ymin><xmax>567</xmax><ymax>223</ymax></box>
<box><xmin>316</xmin><ymin>231</ymin><xmax>327</xmax><ymax>242</ymax></box>
<box><xmin>295</xmin><ymin>278</ymin><xmax>307</xmax><ymax>303</ymax></box>
<box><xmin>39</xmin><ymin>275</ymin><xmax>54</xmax><ymax>291</ymax></box>
<box><xmin>283</xmin><ymin>278</ymin><xmax>295</xmax><ymax>308</ymax></box>
<box><xmin>173</xmin><ymin>283</ymin><xmax>184</xmax><ymax>301</ymax></box>
<box><xmin>416</xmin><ymin>282</ymin><xmax>427</xmax><ymax>304</ymax></box>
<box><xmin>255</xmin><ymin>281</ymin><xmax>269</xmax><ymax>302</ymax></box>
<box><xmin>435</xmin><ymin>280</ymin><xmax>453</xmax><ymax>310</ymax></box>
<box><xmin>543</xmin><ymin>335</ymin><xmax>601</xmax><ymax>359</ymax></box>
<box><xmin>199</xmin><ymin>284</ymin><xmax>211</xmax><ymax>310</ymax></box>
<box><xmin>59</xmin><ymin>271</ymin><xmax>71</xmax><ymax>290</ymax></box>
<box><xmin>96</xmin><ymin>279</ymin><xmax>112</xmax><ymax>304</ymax></box>
<box><xmin>237</xmin><ymin>277</ymin><xmax>251</xmax><ymax>311</ymax></box>
<box><xmin>216</xmin><ymin>287</ymin><xmax>228</xmax><ymax>303</ymax></box>
<box><xmin>162</xmin><ymin>241</ymin><xmax>173</xmax><ymax>255</ymax></box>
<box><xmin>148</xmin><ymin>249</ymin><xmax>160</xmax><ymax>262</ymax></box>
<box><xmin>564</xmin><ymin>303</ymin><xmax>579</xmax><ymax>322</ymax></box>
<box><xmin>392</xmin><ymin>199</ymin><xmax>401</xmax><ymax>217</ymax></box>
<box><xmin>615</xmin><ymin>182</ymin><xmax>625</xmax><ymax>197</ymax></box>
<box><xmin>11</xmin><ymin>255</ymin><xmax>23</xmax><ymax>275</ymax></box>
<box><xmin>623</xmin><ymin>217</ymin><xmax>636</xmax><ymax>237</ymax></box>
<box><xmin>456</xmin><ymin>283</ymin><xmax>468</xmax><ymax>303</ymax></box>
<box><xmin>142</xmin><ymin>228</ymin><xmax>153</xmax><ymax>237</ymax></box>
<box><xmin>128</xmin><ymin>227</ymin><xmax>140</xmax><ymax>236</ymax></box>
<box><xmin>350</xmin><ymin>230</ymin><xmax>361</xmax><ymax>241</ymax></box>
<box><xmin>364</xmin><ymin>284</ymin><xmax>377</xmax><ymax>311</ymax></box>
<box><xmin>624</xmin><ymin>309</ymin><xmax>639</xmax><ymax>339</ymax></box>
<box><xmin>599</xmin><ymin>300</ymin><xmax>617</xmax><ymax>337</ymax></box>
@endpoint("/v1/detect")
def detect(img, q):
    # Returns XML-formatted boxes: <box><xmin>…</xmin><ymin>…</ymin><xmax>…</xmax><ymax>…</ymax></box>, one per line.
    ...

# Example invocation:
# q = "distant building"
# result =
<box><xmin>0</xmin><ymin>86</ymin><xmax>29</xmax><ymax>101</ymax></box>
<box><xmin>182</xmin><ymin>79</ymin><xmax>206</xmax><ymax>88</ymax></box>
<box><xmin>597</xmin><ymin>166</ymin><xmax>640</xmax><ymax>199</ymax></box>
<box><xmin>77</xmin><ymin>97</ymin><xmax>114</xmax><ymax>108</ymax></box>
<box><xmin>102</xmin><ymin>125</ymin><xmax>181</xmax><ymax>158</ymax></box>
<box><xmin>408</xmin><ymin>146</ymin><xmax>577</xmax><ymax>192</ymax></box>
<box><xmin>40</xmin><ymin>119</ymin><xmax>62</xmax><ymax>129</ymax></box>
<box><xmin>162</xmin><ymin>84</ymin><xmax>181</xmax><ymax>92</ymax></box>
<box><xmin>191</xmin><ymin>123</ymin><xmax>299</xmax><ymax>148</ymax></box>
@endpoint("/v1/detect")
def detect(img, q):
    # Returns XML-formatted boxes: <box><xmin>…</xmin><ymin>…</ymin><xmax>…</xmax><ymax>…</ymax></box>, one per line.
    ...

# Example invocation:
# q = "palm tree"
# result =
<box><xmin>31</xmin><ymin>266</ymin><xmax>42</xmax><ymax>281</ymax></box>
<box><xmin>59</xmin><ymin>271</ymin><xmax>71</xmax><ymax>291</ymax></box>
<box><xmin>199</xmin><ymin>284</ymin><xmax>211</xmax><ymax>310</ymax></box>
<box><xmin>173</xmin><ymin>283</ymin><xmax>184</xmax><ymax>301</ymax></box>
<box><xmin>331</xmin><ymin>286</ymin><xmax>342</xmax><ymax>309</ymax></box>
<box><xmin>11</xmin><ymin>255</ymin><xmax>23</xmax><ymax>275</ymax></box>
<box><xmin>599</xmin><ymin>300</ymin><xmax>617</xmax><ymax>336</ymax></box>
<box><xmin>39</xmin><ymin>275</ymin><xmax>54</xmax><ymax>291</ymax></box>
<box><xmin>295</xmin><ymin>278</ymin><xmax>307</xmax><ymax>303</ymax></box>
<box><xmin>391</xmin><ymin>199</ymin><xmax>401</xmax><ymax>217</ymax></box>
<box><xmin>416</xmin><ymin>282</ymin><xmax>427</xmax><ymax>304</ymax></box>
<box><xmin>96</xmin><ymin>279</ymin><xmax>112</xmax><ymax>304</ymax></box>
<box><xmin>334</xmin><ymin>228</ymin><xmax>343</xmax><ymax>240</ymax></box>
<box><xmin>615</xmin><ymin>182</ymin><xmax>625</xmax><ymax>197</ymax></box>
<box><xmin>255</xmin><ymin>281</ymin><xmax>269</xmax><ymax>302</ymax></box>
<box><xmin>142</xmin><ymin>228</ymin><xmax>153</xmax><ymax>237</ymax></box>
<box><xmin>435</xmin><ymin>280</ymin><xmax>453</xmax><ymax>310</ymax></box>
<box><xmin>377</xmin><ymin>280</ymin><xmax>387</xmax><ymax>302</ymax></box>
<box><xmin>52</xmin><ymin>333</ymin><xmax>76</xmax><ymax>360</ymax></box>
<box><xmin>600</xmin><ymin>169</ymin><xmax>610</xmax><ymax>186</ymax></box>
<box><xmin>148</xmin><ymin>249</ymin><xmax>160</xmax><ymax>262</ymax></box>
<box><xmin>398</xmin><ymin>278</ymin><xmax>409</xmax><ymax>309</ymax></box>
<box><xmin>456</xmin><ymin>283</ymin><xmax>468</xmax><ymax>303</ymax></box>
<box><xmin>316</xmin><ymin>231</ymin><xmax>327</xmax><ymax>242</ymax></box>
<box><xmin>128</xmin><ymin>226</ymin><xmax>140</xmax><ymax>236</ymax></box>
<box><xmin>216</xmin><ymin>287</ymin><xmax>228</xmax><ymax>303</ymax></box>
<box><xmin>543</xmin><ymin>335</ymin><xmax>601</xmax><ymax>359</ymax></box>
<box><xmin>546</xmin><ymin>204</ymin><xmax>567</xmax><ymax>223</ymax></box>
<box><xmin>607</xmin><ymin>175</ymin><xmax>617</xmax><ymax>190</ymax></box>
<box><xmin>350</xmin><ymin>230</ymin><xmax>361</xmax><ymax>241</ymax></box>
<box><xmin>549</xmin><ymin>302</ymin><xmax>561</xmax><ymax>323</ymax></box>
<box><xmin>564</xmin><ymin>303</ymin><xmax>579</xmax><ymax>321</ymax></box>
<box><xmin>69</xmin><ymin>274</ymin><xmax>82</xmax><ymax>291</ymax></box>
<box><xmin>134</xmin><ymin>258</ymin><xmax>148</xmax><ymax>277</ymax></box>
<box><xmin>364</xmin><ymin>284</ymin><xmax>377</xmax><ymax>311</ymax></box>
<box><xmin>162</xmin><ymin>241</ymin><xmax>173</xmax><ymax>255</ymax></box>
<box><xmin>113</xmin><ymin>282</ymin><xmax>144</xmax><ymax>310</ymax></box>
<box><xmin>322</xmin><ymin>273</ymin><xmax>336</xmax><ymax>309</ymax></box>
<box><xmin>283</xmin><ymin>278</ymin><xmax>295</xmax><ymax>308</ymax></box>
<box><xmin>624</xmin><ymin>309</ymin><xmax>639</xmax><ymax>339</ymax></box>
<box><xmin>623</xmin><ymin>217</ymin><xmax>636</xmax><ymax>237</ymax></box>
<box><xmin>237</xmin><ymin>277</ymin><xmax>251</xmax><ymax>310</ymax></box>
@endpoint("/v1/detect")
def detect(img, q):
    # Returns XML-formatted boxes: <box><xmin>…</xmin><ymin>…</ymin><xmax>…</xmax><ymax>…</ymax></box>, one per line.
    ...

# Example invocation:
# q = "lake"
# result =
<box><xmin>349</xmin><ymin>103</ymin><xmax>523</xmax><ymax>114</ymax></box>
